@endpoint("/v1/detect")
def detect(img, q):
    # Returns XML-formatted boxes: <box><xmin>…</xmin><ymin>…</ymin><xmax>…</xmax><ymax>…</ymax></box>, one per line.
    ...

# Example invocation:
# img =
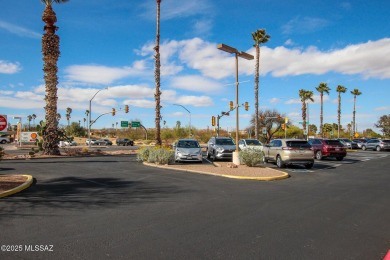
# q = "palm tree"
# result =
<box><xmin>350</xmin><ymin>88</ymin><xmax>362</xmax><ymax>136</ymax></box>
<box><xmin>41</xmin><ymin>0</ymin><xmax>68</xmax><ymax>155</ymax></box>
<box><xmin>66</xmin><ymin>107</ymin><xmax>72</xmax><ymax>126</ymax></box>
<box><xmin>252</xmin><ymin>29</ymin><xmax>270</xmax><ymax>140</ymax></box>
<box><xmin>299</xmin><ymin>89</ymin><xmax>314</xmax><ymax>136</ymax></box>
<box><xmin>315</xmin><ymin>82</ymin><xmax>331</xmax><ymax>137</ymax></box>
<box><xmin>56</xmin><ymin>113</ymin><xmax>61</xmax><ymax>122</ymax></box>
<box><xmin>336</xmin><ymin>85</ymin><xmax>347</xmax><ymax>138</ymax></box>
<box><xmin>154</xmin><ymin>0</ymin><xmax>162</xmax><ymax>146</ymax></box>
<box><xmin>27</xmin><ymin>115</ymin><xmax>32</xmax><ymax>130</ymax></box>
<box><xmin>32</xmin><ymin>114</ymin><xmax>37</xmax><ymax>127</ymax></box>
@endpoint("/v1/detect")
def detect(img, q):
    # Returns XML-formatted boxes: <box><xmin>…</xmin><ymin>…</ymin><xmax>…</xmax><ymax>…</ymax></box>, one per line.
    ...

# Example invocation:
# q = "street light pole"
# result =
<box><xmin>88</xmin><ymin>87</ymin><xmax>108</xmax><ymax>148</ymax></box>
<box><xmin>217</xmin><ymin>43</ymin><xmax>253</xmax><ymax>165</ymax></box>
<box><xmin>13</xmin><ymin>116</ymin><xmax>22</xmax><ymax>147</ymax></box>
<box><xmin>173</xmin><ymin>104</ymin><xmax>191</xmax><ymax>137</ymax></box>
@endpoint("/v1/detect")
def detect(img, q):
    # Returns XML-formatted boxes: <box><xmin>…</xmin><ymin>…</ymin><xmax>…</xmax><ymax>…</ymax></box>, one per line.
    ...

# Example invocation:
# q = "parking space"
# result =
<box><xmin>263</xmin><ymin>150</ymin><xmax>389</xmax><ymax>173</ymax></box>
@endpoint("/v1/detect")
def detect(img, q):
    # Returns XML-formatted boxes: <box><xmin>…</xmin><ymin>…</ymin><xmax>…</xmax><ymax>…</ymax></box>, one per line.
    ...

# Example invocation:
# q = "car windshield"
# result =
<box><xmin>382</xmin><ymin>140</ymin><xmax>390</xmax><ymax>143</ymax></box>
<box><xmin>341</xmin><ymin>139</ymin><xmax>352</xmax><ymax>142</ymax></box>
<box><xmin>245</xmin><ymin>140</ymin><xmax>262</xmax><ymax>146</ymax></box>
<box><xmin>177</xmin><ymin>140</ymin><xmax>200</xmax><ymax>148</ymax></box>
<box><xmin>286</xmin><ymin>141</ymin><xmax>311</xmax><ymax>148</ymax></box>
<box><xmin>324</xmin><ymin>140</ymin><xmax>342</xmax><ymax>145</ymax></box>
<box><xmin>216</xmin><ymin>139</ymin><xmax>235</xmax><ymax>145</ymax></box>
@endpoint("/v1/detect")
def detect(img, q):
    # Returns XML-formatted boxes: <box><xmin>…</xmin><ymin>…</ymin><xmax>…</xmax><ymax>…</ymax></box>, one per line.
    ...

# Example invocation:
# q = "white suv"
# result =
<box><xmin>0</xmin><ymin>137</ymin><xmax>10</xmax><ymax>144</ymax></box>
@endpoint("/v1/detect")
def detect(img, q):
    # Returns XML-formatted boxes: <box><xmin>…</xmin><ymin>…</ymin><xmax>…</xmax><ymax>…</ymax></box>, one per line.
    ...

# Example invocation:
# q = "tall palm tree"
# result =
<box><xmin>252</xmin><ymin>29</ymin><xmax>270</xmax><ymax>140</ymax></box>
<box><xmin>32</xmin><ymin>114</ymin><xmax>37</xmax><ymax>127</ymax></box>
<box><xmin>350</xmin><ymin>88</ymin><xmax>362</xmax><ymax>136</ymax></box>
<box><xmin>66</xmin><ymin>107</ymin><xmax>72</xmax><ymax>126</ymax></box>
<box><xmin>154</xmin><ymin>0</ymin><xmax>162</xmax><ymax>146</ymax></box>
<box><xmin>336</xmin><ymin>85</ymin><xmax>347</xmax><ymax>138</ymax></box>
<box><xmin>27</xmin><ymin>115</ymin><xmax>32</xmax><ymax>130</ymax></box>
<box><xmin>315</xmin><ymin>82</ymin><xmax>331</xmax><ymax>137</ymax></box>
<box><xmin>41</xmin><ymin>0</ymin><xmax>68</xmax><ymax>155</ymax></box>
<box><xmin>299</xmin><ymin>89</ymin><xmax>314</xmax><ymax>136</ymax></box>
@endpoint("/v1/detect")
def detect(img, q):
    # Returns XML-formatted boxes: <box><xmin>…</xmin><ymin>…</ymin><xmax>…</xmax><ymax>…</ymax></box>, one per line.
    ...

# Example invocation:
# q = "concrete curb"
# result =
<box><xmin>142</xmin><ymin>162</ymin><xmax>289</xmax><ymax>181</ymax></box>
<box><xmin>0</xmin><ymin>175</ymin><xmax>34</xmax><ymax>198</ymax></box>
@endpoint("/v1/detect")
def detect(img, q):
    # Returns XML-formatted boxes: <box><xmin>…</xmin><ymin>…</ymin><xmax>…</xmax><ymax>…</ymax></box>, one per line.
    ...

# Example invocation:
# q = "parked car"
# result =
<box><xmin>59</xmin><ymin>140</ymin><xmax>77</xmax><ymax>147</ymax></box>
<box><xmin>85</xmin><ymin>139</ymin><xmax>98</xmax><ymax>145</ymax></box>
<box><xmin>174</xmin><ymin>139</ymin><xmax>203</xmax><ymax>162</ymax></box>
<box><xmin>336</xmin><ymin>138</ymin><xmax>358</xmax><ymax>149</ymax></box>
<box><xmin>99</xmin><ymin>139</ymin><xmax>113</xmax><ymax>145</ymax></box>
<box><xmin>238</xmin><ymin>139</ymin><xmax>263</xmax><ymax>151</ymax></box>
<box><xmin>262</xmin><ymin>139</ymin><xmax>314</xmax><ymax>168</ymax></box>
<box><xmin>361</xmin><ymin>139</ymin><xmax>390</xmax><ymax>151</ymax></box>
<box><xmin>207</xmin><ymin>136</ymin><xmax>236</xmax><ymax>160</ymax></box>
<box><xmin>308</xmin><ymin>138</ymin><xmax>347</xmax><ymax>161</ymax></box>
<box><xmin>0</xmin><ymin>136</ymin><xmax>10</xmax><ymax>144</ymax></box>
<box><xmin>116</xmin><ymin>138</ymin><xmax>134</xmax><ymax>146</ymax></box>
<box><xmin>352</xmin><ymin>139</ymin><xmax>367</xmax><ymax>149</ymax></box>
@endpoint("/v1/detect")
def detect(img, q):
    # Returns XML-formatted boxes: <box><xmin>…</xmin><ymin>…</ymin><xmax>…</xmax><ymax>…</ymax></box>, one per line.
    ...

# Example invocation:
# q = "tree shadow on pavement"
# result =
<box><xmin>0</xmin><ymin>176</ymin><xmax>186</xmax><ymax>220</ymax></box>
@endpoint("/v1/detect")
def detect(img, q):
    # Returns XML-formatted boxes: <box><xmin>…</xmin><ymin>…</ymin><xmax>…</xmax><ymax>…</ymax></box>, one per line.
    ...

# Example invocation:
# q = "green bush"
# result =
<box><xmin>239</xmin><ymin>148</ymin><xmax>264</xmax><ymax>167</ymax></box>
<box><xmin>138</xmin><ymin>146</ymin><xmax>175</xmax><ymax>165</ymax></box>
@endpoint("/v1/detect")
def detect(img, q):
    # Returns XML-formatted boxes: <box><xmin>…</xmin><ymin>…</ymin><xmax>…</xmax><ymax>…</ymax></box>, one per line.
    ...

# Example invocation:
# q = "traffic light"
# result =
<box><xmin>281</xmin><ymin>123</ymin><xmax>285</xmax><ymax>130</ymax></box>
<box><xmin>211</xmin><ymin>116</ymin><xmax>216</xmax><ymax>126</ymax></box>
<box><xmin>244</xmin><ymin>102</ymin><xmax>249</xmax><ymax>111</ymax></box>
<box><xmin>229</xmin><ymin>101</ymin><xmax>234</xmax><ymax>110</ymax></box>
<box><xmin>124</xmin><ymin>105</ymin><xmax>129</xmax><ymax>113</ymax></box>
<box><xmin>112</xmin><ymin>108</ymin><xmax>116</xmax><ymax>116</ymax></box>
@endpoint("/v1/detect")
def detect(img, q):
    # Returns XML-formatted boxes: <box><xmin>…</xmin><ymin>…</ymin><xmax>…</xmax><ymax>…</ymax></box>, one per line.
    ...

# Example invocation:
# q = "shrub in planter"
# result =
<box><xmin>239</xmin><ymin>148</ymin><xmax>264</xmax><ymax>167</ymax></box>
<box><xmin>0</xmin><ymin>146</ymin><xmax>4</xmax><ymax>160</ymax></box>
<box><xmin>139</xmin><ymin>147</ymin><xmax>175</xmax><ymax>165</ymax></box>
<box><xmin>137</xmin><ymin>146</ymin><xmax>154</xmax><ymax>162</ymax></box>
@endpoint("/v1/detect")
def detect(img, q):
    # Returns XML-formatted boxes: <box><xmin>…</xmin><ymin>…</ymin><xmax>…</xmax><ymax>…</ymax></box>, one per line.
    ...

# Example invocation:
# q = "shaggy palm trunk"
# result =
<box><xmin>154</xmin><ymin>0</ymin><xmax>162</xmax><ymax>146</ymax></box>
<box><xmin>254</xmin><ymin>45</ymin><xmax>260</xmax><ymax>140</ymax></box>
<box><xmin>337</xmin><ymin>93</ymin><xmax>341</xmax><ymax>138</ymax></box>
<box><xmin>320</xmin><ymin>93</ymin><xmax>323</xmax><ymax>137</ymax></box>
<box><xmin>302</xmin><ymin>101</ymin><xmax>307</xmax><ymax>133</ymax></box>
<box><xmin>352</xmin><ymin>96</ymin><xmax>356</xmax><ymax>136</ymax></box>
<box><xmin>42</xmin><ymin>4</ymin><xmax>60</xmax><ymax>155</ymax></box>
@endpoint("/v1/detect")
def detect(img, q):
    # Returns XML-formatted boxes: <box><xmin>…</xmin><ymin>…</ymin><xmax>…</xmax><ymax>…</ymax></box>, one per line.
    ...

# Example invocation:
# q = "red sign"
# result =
<box><xmin>0</xmin><ymin>115</ymin><xmax>7</xmax><ymax>131</ymax></box>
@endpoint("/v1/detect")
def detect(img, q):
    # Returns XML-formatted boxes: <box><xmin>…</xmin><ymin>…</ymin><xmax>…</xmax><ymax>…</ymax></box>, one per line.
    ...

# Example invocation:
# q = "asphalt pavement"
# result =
<box><xmin>0</xmin><ymin>152</ymin><xmax>389</xmax><ymax>259</ymax></box>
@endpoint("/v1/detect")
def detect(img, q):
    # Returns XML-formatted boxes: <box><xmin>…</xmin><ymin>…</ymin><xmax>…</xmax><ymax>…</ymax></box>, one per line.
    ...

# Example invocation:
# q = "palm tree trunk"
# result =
<box><xmin>302</xmin><ymin>101</ymin><xmax>307</xmax><ymax>133</ymax></box>
<box><xmin>320</xmin><ymin>93</ymin><xmax>323</xmax><ymax>137</ymax></box>
<box><xmin>254</xmin><ymin>45</ymin><xmax>260</xmax><ymax>140</ymax></box>
<box><xmin>352</xmin><ymin>96</ymin><xmax>356</xmax><ymax>136</ymax></box>
<box><xmin>154</xmin><ymin>0</ymin><xmax>162</xmax><ymax>146</ymax></box>
<box><xmin>337</xmin><ymin>93</ymin><xmax>341</xmax><ymax>138</ymax></box>
<box><xmin>42</xmin><ymin>4</ymin><xmax>60</xmax><ymax>155</ymax></box>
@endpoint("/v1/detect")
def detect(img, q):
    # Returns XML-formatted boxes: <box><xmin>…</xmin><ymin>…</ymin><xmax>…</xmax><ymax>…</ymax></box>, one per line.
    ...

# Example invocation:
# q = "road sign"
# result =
<box><xmin>131</xmin><ymin>121</ymin><xmax>141</xmax><ymax>128</ymax></box>
<box><xmin>121</xmin><ymin>121</ymin><xmax>129</xmax><ymax>127</ymax></box>
<box><xmin>354</xmin><ymin>133</ymin><xmax>359</xmax><ymax>138</ymax></box>
<box><xmin>0</xmin><ymin>115</ymin><xmax>7</xmax><ymax>132</ymax></box>
<box><xmin>285</xmin><ymin>117</ymin><xmax>289</xmax><ymax>123</ymax></box>
<box><xmin>299</xmin><ymin>121</ymin><xmax>309</xmax><ymax>124</ymax></box>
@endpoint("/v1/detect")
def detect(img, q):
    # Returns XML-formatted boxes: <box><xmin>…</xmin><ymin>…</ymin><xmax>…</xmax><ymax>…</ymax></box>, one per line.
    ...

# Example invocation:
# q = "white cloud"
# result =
<box><xmin>176</xmin><ymin>96</ymin><xmax>213</xmax><ymax>107</ymax></box>
<box><xmin>139</xmin><ymin>0</ymin><xmax>213</xmax><ymax>21</ymax></box>
<box><xmin>282</xmin><ymin>16</ymin><xmax>330</xmax><ymax>35</ymax></box>
<box><xmin>0</xmin><ymin>60</ymin><xmax>21</xmax><ymax>74</ymax></box>
<box><xmin>170</xmin><ymin>75</ymin><xmax>223</xmax><ymax>93</ymax></box>
<box><xmin>0</xmin><ymin>20</ymin><xmax>40</xmax><ymax>39</ymax></box>
<box><xmin>374</xmin><ymin>106</ymin><xmax>390</xmax><ymax>111</ymax></box>
<box><xmin>269</xmin><ymin>98</ymin><xmax>280</xmax><ymax>104</ymax></box>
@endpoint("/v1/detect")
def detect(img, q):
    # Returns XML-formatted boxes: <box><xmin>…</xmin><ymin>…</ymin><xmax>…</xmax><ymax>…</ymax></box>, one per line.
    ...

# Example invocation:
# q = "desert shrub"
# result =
<box><xmin>138</xmin><ymin>147</ymin><xmax>174</xmax><ymax>165</ymax></box>
<box><xmin>137</xmin><ymin>146</ymin><xmax>154</xmax><ymax>162</ymax></box>
<box><xmin>239</xmin><ymin>148</ymin><xmax>264</xmax><ymax>167</ymax></box>
<box><xmin>81</xmin><ymin>147</ymin><xmax>89</xmax><ymax>154</ymax></box>
<box><xmin>63</xmin><ymin>148</ymin><xmax>82</xmax><ymax>156</ymax></box>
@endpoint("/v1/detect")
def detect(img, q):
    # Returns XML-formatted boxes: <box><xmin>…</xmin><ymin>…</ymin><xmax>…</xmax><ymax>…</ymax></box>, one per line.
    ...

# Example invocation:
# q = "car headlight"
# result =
<box><xmin>216</xmin><ymin>147</ymin><xmax>224</xmax><ymax>152</ymax></box>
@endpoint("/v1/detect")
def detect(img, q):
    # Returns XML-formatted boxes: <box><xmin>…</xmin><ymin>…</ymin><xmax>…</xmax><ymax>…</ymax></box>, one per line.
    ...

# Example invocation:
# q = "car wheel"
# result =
<box><xmin>276</xmin><ymin>155</ymin><xmax>285</xmax><ymax>168</ymax></box>
<box><xmin>315</xmin><ymin>150</ymin><xmax>323</xmax><ymax>160</ymax></box>
<box><xmin>0</xmin><ymin>140</ymin><xmax>6</xmax><ymax>144</ymax></box>
<box><xmin>206</xmin><ymin>149</ymin><xmax>211</xmax><ymax>159</ymax></box>
<box><xmin>362</xmin><ymin>145</ymin><xmax>366</xmax><ymax>151</ymax></box>
<box><xmin>336</xmin><ymin>156</ymin><xmax>344</xmax><ymax>161</ymax></box>
<box><xmin>305</xmin><ymin>163</ymin><xmax>313</xmax><ymax>169</ymax></box>
<box><xmin>213</xmin><ymin>151</ymin><xmax>217</xmax><ymax>161</ymax></box>
<box><xmin>375</xmin><ymin>146</ymin><xmax>381</xmax><ymax>151</ymax></box>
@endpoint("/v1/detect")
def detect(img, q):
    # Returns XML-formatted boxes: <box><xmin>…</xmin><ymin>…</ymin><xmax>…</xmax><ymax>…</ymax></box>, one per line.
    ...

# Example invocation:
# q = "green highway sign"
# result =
<box><xmin>121</xmin><ymin>121</ymin><xmax>129</xmax><ymax>127</ymax></box>
<box><xmin>131</xmin><ymin>121</ymin><xmax>141</xmax><ymax>128</ymax></box>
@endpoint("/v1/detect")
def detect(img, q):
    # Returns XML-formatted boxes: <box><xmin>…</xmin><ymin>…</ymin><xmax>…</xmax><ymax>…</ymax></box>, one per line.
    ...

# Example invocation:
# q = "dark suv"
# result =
<box><xmin>206</xmin><ymin>137</ymin><xmax>236</xmax><ymax>160</ymax></box>
<box><xmin>308</xmin><ymin>138</ymin><xmax>347</xmax><ymax>161</ymax></box>
<box><xmin>116</xmin><ymin>138</ymin><xmax>134</xmax><ymax>146</ymax></box>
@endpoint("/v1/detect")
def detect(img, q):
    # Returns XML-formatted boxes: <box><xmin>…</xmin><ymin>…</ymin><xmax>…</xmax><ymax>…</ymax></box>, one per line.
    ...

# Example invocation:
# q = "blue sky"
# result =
<box><xmin>1</xmin><ymin>0</ymin><xmax>389</xmax><ymax>134</ymax></box>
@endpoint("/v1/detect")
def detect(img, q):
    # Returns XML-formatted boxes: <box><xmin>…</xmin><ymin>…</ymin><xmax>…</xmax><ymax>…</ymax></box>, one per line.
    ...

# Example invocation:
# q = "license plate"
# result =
<box><xmin>186</xmin><ymin>156</ymin><xmax>192</xmax><ymax>159</ymax></box>
<box><xmin>335</xmin><ymin>148</ymin><xmax>340</xmax><ymax>151</ymax></box>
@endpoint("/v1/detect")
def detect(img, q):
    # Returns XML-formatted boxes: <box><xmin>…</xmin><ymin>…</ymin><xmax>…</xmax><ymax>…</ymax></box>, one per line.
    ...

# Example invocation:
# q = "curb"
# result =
<box><xmin>0</xmin><ymin>175</ymin><xmax>34</xmax><ymax>198</ymax></box>
<box><xmin>142</xmin><ymin>162</ymin><xmax>289</xmax><ymax>181</ymax></box>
